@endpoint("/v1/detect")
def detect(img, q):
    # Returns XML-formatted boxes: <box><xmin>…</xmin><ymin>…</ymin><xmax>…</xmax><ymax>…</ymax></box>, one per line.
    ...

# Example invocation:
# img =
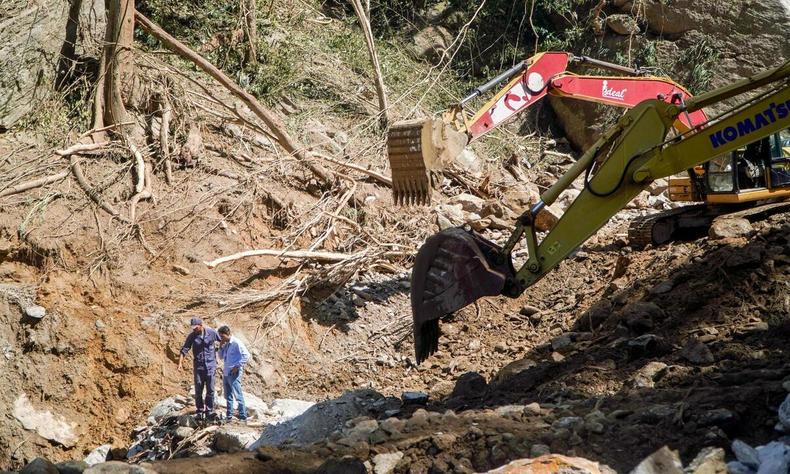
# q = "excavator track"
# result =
<box><xmin>627</xmin><ymin>206</ymin><xmax>701</xmax><ymax>249</ymax></box>
<box><xmin>628</xmin><ymin>200</ymin><xmax>790</xmax><ymax>249</ymax></box>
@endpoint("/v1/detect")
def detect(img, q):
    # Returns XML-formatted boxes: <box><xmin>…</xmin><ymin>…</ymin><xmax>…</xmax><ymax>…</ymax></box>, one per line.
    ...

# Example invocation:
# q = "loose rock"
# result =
<box><xmin>85</xmin><ymin>444</ymin><xmax>112</xmax><ymax>466</ymax></box>
<box><xmin>372</xmin><ymin>451</ymin><xmax>404</xmax><ymax>474</ymax></box>
<box><xmin>680</xmin><ymin>339</ymin><xmax>715</xmax><ymax>365</ymax></box>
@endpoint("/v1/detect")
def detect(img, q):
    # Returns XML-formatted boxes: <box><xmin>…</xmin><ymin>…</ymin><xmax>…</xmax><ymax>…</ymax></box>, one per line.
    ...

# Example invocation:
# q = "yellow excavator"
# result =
<box><xmin>407</xmin><ymin>60</ymin><xmax>790</xmax><ymax>362</ymax></box>
<box><xmin>629</xmin><ymin>124</ymin><xmax>790</xmax><ymax>247</ymax></box>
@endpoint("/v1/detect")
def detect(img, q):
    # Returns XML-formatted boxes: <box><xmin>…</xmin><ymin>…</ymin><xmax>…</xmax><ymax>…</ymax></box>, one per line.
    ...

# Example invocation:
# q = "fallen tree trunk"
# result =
<box><xmin>135</xmin><ymin>12</ymin><xmax>334</xmax><ymax>186</ymax></box>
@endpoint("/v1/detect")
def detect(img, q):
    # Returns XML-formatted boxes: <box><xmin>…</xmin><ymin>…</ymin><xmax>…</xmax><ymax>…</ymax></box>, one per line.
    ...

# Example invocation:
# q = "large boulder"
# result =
<box><xmin>606</xmin><ymin>14</ymin><xmax>640</xmax><ymax>35</ymax></box>
<box><xmin>147</xmin><ymin>397</ymin><xmax>188</xmax><ymax>424</ymax></box>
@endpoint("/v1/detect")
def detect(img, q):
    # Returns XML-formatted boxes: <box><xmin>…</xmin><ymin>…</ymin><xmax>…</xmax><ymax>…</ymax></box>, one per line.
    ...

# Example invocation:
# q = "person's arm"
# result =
<box><xmin>178</xmin><ymin>333</ymin><xmax>194</xmax><ymax>371</ymax></box>
<box><xmin>237</xmin><ymin>340</ymin><xmax>250</xmax><ymax>369</ymax></box>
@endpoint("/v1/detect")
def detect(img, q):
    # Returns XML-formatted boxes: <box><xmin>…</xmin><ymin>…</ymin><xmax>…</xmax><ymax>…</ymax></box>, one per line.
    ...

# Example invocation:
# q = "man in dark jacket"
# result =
<box><xmin>178</xmin><ymin>317</ymin><xmax>221</xmax><ymax>420</ymax></box>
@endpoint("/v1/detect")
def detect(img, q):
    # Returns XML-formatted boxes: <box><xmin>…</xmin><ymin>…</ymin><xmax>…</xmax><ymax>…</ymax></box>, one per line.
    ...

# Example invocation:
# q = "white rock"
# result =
<box><xmin>84</xmin><ymin>444</ymin><xmax>112</xmax><ymax>466</ymax></box>
<box><xmin>709</xmin><ymin>218</ymin><xmax>753</xmax><ymax>239</ymax></box>
<box><xmin>373</xmin><ymin>452</ymin><xmax>404</xmax><ymax>474</ymax></box>
<box><xmin>270</xmin><ymin>398</ymin><xmax>315</xmax><ymax>420</ymax></box>
<box><xmin>455</xmin><ymin>149</ymin><xmax>481</xmax><ymax>174</ymax></box>
<box><xmin>13</xmin><ymin>393</ymin><xmax>78</xmax><ymax>447</ymax></box>
<box><xmin>629</xmin><ymin>446</ymin><xmax>683</xmax><ymax>473</ymax></box>
<box><xmin>24</xmin><ymin>304</ymin><xmax>46</xmax><ymax>319</ymax></box>
<box><xmin>435</xmin><ymin>204</ymin><xmax>465</xmax><ymax>228</ymax></box>
<box><xmin>147</xmin><ymin>397</ymin><xmax>186</xmax><ymax>423</ymax></box>
<box><xmin>215</xmin><ymin>391</ymin><xmax>269</xmax><ymax>419</ymax></box>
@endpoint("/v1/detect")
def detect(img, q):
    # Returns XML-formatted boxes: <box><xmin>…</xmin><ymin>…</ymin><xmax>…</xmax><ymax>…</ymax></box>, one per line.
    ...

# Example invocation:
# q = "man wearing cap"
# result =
<box><xmin>218</xmin><ymin>325</ymin><xmax>250</xmax><ymax>421</ymax></box>
<box><xmin>178</xmin><ymin>317</ymin><xmax>221</xmax><ymax>420</ymax></box>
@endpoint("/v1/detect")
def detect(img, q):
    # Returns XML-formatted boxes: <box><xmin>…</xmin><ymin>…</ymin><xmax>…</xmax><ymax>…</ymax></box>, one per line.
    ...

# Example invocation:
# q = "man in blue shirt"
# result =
<box><xmin>178</xmin><ymin>317</ymin><xmax>221</xmax><ymax>420</ymax></box>
<box><xmin>218</xmin><ymin>325</ymin><xmax>250</xmax><ymax>421</ymax></box>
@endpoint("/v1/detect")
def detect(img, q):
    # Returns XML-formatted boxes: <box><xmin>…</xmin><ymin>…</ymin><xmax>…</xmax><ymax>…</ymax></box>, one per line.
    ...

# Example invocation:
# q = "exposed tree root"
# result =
<box><xmin>204</xmin><ymin>248</ymin><xmax>366</xmax><ymax>268</ymax></box>
<box><xmin>158</xmin><ymin>92</ymin><xmax>173</xmax><ymax>184</ymax></box>
<box><xmin>69</xmin><ymin>156</ymin><xmax>130</xmax><ymax>223</ymax></box>
<box><xmin>130</xmin><ymin>155</ymin><xmax>155</xmax><ymax>223</ymax></box>
<box><xmin>55</xmin><ymin>142</ymin><xmax>110</xmax><ymax>156</ymax></box>
<box><xmin>0</xmin><ymin>171</ymin><xmax>70</xmax><ymax>198</ymax></box>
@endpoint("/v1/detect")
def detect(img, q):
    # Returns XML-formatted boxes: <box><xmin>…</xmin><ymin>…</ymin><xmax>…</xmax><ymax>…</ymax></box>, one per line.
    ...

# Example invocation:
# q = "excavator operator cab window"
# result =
<box><xmin>768</xmin><ymin>128</ymin><xmax>790</xmax><ymax>188</ymax></box>
<box><xmin>705</xmin><ymin>154</ymin><xmax>735</xmax><ymax>193</ymax></box>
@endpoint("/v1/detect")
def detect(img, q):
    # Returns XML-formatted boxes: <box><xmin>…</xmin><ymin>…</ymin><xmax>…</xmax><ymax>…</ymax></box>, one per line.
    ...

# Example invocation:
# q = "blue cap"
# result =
<box><xmin>190</xmin><ymin>317</ymin><xmax>202</xmax><ymax>327</ymax></box>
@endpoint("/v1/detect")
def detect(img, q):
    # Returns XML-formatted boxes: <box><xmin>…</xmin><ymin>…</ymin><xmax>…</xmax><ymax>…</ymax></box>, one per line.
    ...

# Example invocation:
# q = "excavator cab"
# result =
<box><xmin>668</xmin><ymin>128</ymin><xmax>790</xmax><ymax>203</ymax></box>
<box><xmin>702</xmin><ymin>129</ymin><xmax>790</xmax><ymax>203</ymax></box>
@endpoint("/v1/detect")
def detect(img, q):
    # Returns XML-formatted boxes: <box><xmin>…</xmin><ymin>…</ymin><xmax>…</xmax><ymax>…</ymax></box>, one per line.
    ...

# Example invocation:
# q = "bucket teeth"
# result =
<box><xmin>388</xmin><ymin>120</ymin><xmax>431</xmax><ymax>206</ymax></box>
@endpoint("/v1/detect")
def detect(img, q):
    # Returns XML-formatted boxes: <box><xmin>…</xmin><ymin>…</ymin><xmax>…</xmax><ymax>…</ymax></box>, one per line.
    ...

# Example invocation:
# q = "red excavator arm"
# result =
<box><xmin>388</xmin><ymin>51</ymin><xmax>708</xmax><ymax>204</ymax></box>
<box><xmin>465</xmin><ymin>51</ymin><xmax>707</xmax><ymax>141</ymax></box>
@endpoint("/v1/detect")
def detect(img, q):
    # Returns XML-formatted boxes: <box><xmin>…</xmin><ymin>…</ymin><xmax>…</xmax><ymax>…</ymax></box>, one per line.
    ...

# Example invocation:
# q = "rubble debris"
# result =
<box><xmin>629</xmin><ymin>446</ymin><xmax>683</xmax><ymax>474</ymax></box>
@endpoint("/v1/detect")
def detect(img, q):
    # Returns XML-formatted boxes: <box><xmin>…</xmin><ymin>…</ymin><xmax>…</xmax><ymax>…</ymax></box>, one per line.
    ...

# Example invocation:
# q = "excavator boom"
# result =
<box><xmin>388</xmin><ymin>51</ymin><xmax>707</xmax><ymax>204</ymax></box>
<box><xmin>411</xmin><ymin>61</ymin><xmax>790</xmax><ymax>362</ymax></box>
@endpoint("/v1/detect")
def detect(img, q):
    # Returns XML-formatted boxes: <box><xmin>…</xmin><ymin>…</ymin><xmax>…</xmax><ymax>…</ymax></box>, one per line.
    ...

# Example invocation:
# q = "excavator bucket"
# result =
<box><xmin>411</xmin><ymin>227</ymin><xmax>514</xmax><ymax>363</ymax></box>
<box><xmin>387</xmin><ymin>116</ymin><xmax>468</xmax><ymax>205</ymax></box>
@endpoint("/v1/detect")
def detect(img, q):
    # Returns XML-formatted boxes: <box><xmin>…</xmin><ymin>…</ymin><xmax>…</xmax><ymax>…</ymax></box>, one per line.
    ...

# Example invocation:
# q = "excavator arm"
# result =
<box><xmin>465</xmin><ymin>52</ymin><xmax>705</xmax><ymax>140</ymax></box>
<box><xmin>411</xmin><ymin>61</ymin><xmax>790</xmax><ymax>362</ymax></box>
<box><xmin>388</xmin><ymin>51</ymin><xmax>707</xmax><ymax>204</ymax></box>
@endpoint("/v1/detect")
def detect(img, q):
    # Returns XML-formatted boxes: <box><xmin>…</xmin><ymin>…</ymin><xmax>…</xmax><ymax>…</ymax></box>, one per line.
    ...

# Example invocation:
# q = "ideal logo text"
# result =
<box><xmin>602</xmin><ymin>80</ymin><xmax>627</xmax><ymax>101</ymax></box>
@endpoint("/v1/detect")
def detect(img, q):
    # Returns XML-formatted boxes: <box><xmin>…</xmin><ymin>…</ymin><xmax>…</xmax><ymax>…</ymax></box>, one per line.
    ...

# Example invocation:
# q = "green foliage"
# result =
<box><xmin>138</xmin><ymin>0</ymin><xmax>302</xmax><ymax>100</ymax></box>
<box><xmin>324</xmin><ymin>0</ymin><xmax>444</xmax><ymax>33</ymax></box>
<box><xmin>676</xmin><ymin>37</ymin><xmax>720</xmax><ymax>94</ymax></box>
<box><xmin>326</xmin><ymin>26</ymin><xmax>371</xmax><ymax>75</ymax></box>
<box><xmin>442</xmin><ymin>0</ymin><xmax>595</xmax><ymax>78</ymax></box>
